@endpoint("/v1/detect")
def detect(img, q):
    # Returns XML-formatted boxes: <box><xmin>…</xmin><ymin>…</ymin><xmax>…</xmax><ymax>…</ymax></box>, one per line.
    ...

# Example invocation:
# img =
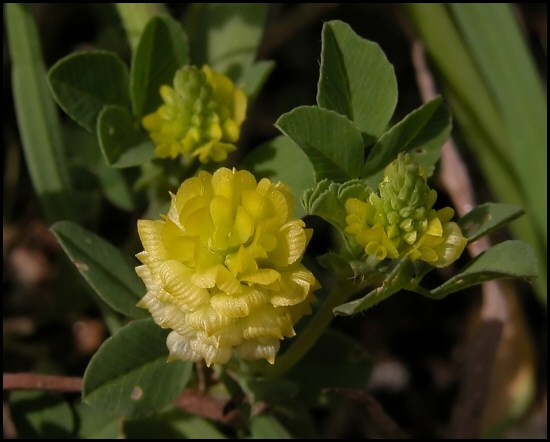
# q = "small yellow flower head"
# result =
<box><xmin>142</xmin><ymin>65</ymin><xmax>248</xmax><ymax>163</ymax></box>
<box><xmin>345</xmin><ymin>153</ymin><xmax>467</xmax><ymax>267</ymax></box>
<box><xmin>136</xmin><ymin>168</ymin><xmax>319</xmax><ymax>366</ymax></box>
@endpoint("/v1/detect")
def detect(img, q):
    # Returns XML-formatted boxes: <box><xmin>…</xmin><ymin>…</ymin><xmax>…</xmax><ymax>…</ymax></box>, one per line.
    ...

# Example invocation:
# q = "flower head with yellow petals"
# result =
<box><xmin>345</xmin><ymin>153</ymin><xmax>467</xmax><ymax>267</ymax></box>
<box><xmin>142</xmin><ymin>65</ymin><xmax>247</xmax><ymax>163</ymax></box>
<box><xmin>135</xmin><ymin>168</ymin><xmax>319</xmax><ymax>366</ymax></box>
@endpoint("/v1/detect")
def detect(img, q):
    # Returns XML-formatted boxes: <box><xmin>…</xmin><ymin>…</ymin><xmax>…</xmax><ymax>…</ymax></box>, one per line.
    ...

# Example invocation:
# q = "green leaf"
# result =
<box><xmin>238</xmin><ymin>375</ymin><xmax>299</xmax><ymax>406</ymax></box>
<box><xmin>48</xmin><ymin>51</ymin><xmax>130</xmax><ymax>132</ymax></box>
<box><xmin>115</xmin><ymin>3</ymin><xmax>169</xmax><ymax>52</ymax></box>
<box><xmin>9</xmin><ymin>391</ymin><xmax>74</xmax><ymax>438</ymax></box>
<box><xmin>276</xmin><ymin>106</ymin><xmax>365</xmax><ymax>182</ymax></box>
<box><xmin>241</xmin><ymin>60</ymin><xmax>276</xmax><ymax>99</ymax></box>
<box><xmin>458</xmin><ymin>203</ymin><xmax>525</xmax><ymax>243</ymax></box>
<box><xmin>51</xmin><ymin>221</ymin><xmax>147</xmax><ymax>318</ymax></box>
<box><xmin>63</xmin><ymin>123</ymin><xmax>135</xmax><ymax>211</ymax></box>
<box><xmin>130</xmin><ymin>15</ymin><xmax>189</xmax><ymax>118</ymax></box>
<box><xmin>250</xmin><ymin>414</ymin><xmax>292</xmax><ymax>439</ymax></box>
<box><xmin>334</xmin><ymin>259</ymin><xmax>414</xmax><ymax>316</ymax></box>
<box><xmin>83</xmin><ymin>318</ymin><xmax>193</xmax><ymax>418</ymax></box>
<box><xmin>169</xmin><ymin>412</ymin><xmax>227</xmax><ymax>439</ymax></box>
<box><xmin>363</xmin><ymin>97</ymin><xmax>450</xmax><ymax>179</ymax></box>
<box><xmin>450</xmin><ymin>4</ymin><xmax>547</xmax><ymax>245</ymax></box>
<box><xmin>75</xmin><ymin>402</ymin><xmax>121</xmax><ymax>438</ymax></box>
<box><xmin>317</xmin><ymin>20</ymin><xmax>397</xmax><ymax>138</ymax></box>
<box><xmin>97</xmin><ymin>105</ymin><xmax>155</xmax><ymax>168</ymax></box>
<box><xmin>97</xmin><ymin>165</ymin><xmax>136</xmax><ymax>211</ymax></box>
<box><xmin>429</xmin><ymin>240</ymin><xmax>537</xmax><ymax>298</ymax></box>
<box><xmin>302</xmin><ymin>178</ymin><xmax>372</xmax><ymax>230</ymax></box>
<box><xmin>5</xmin><ymin>3</ymin><xmax>77</xmax><ymax>222</ymax></box>
<box><xmin>287</xmin><ymin>329</ymin><xmax>372</xmax><ymax>406</ymax></box>
<box><xmin>241</xmin><ymin>136</ymin><xmax>314</xmax><ymax>219</ymax></box>
<box><xmin>124</xmin><ymin>410</ymin><xmax>227</xmax><ymax>439</ymax></box>
<box><xmin>185</xmin><ymin>4</ymin><xmax>268</xmax><ymax>85</ymax></box>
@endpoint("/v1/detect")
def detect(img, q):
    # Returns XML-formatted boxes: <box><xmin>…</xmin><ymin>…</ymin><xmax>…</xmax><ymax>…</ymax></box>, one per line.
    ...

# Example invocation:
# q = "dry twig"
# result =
<box><xmin>3</xmin><ymin>372</ymin><xmax>244</xmax><ymax>428</ymax></box>
<box><xmin>3</xmin><ymin>373</ymin><xmax>82</xmax><ymax>393</ymax></box>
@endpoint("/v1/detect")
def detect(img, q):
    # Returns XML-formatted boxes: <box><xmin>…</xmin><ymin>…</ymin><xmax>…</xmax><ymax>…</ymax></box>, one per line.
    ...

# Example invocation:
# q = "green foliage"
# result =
<box><xmin>75</xmin><ymin>402</ymin><xmax>121</xmax><ymax>438</ymax></box>
<box><xmin>276</xmin><ymin>106</ymin><xmax>365</xmax><ymax>182</ymax></box>
<box><xmin>48</xmin><ymin>51</ymin><xmax>131</xmax><ymax>132</ymax></box>
<box><xmin>317</xmin><ymin>20</ymin><xmax>397</xmax><ymax>138</ymax></box>
<box><xmin>5</xmin><ymin>3</ymin><xmax>77</xmax><ymax>222</ymax></box>
<box><xmin>130</xmin><ymin>15</ymin><xmax>189</xmax><ymax>118</ymax></box>
<box><xmin>334</xmin><ymin>259</ymin><xmax>414</xmax><ymax>316</ymax></box>
<box><xmin>458</xmin><ymin>203</ymin><xmax>525</xmax><ymax>242</ymax></box>
<box><xmin>9</xmin><ymin>391</ymin><xmax>75</xmax><ymax>438</ymax></box>
<box><xmin>429</xmin><ymin>240</ymin><xmax>537</xmax><ymax>298</ymax></box>
<box><xmin>363</xmin><ymin>97</ymin><xmax>450</xmax><ymax>181</ymax></box>
<box><xmin>286</xmin><ymin>329</ymin><xmax>372</xmax><ymax>406</ymax></box>
<box><xmin>83</xmin><ymin>318</ymin><xmax>193</xmax><ymax>417</ymax></box>
<box><xmin>240</xmin><ymin>60</ymin><xmax>276</xmax><ymax>98</ymax></box>
<box><xmin>250</xmin><ymin>414</ymin><xmax>292</xmax><ymax>439</ymax></box>
<box><xmin>51</xmin><ymin>221</ymin><xmax>147</xmax><ymax>318</ymax></box>
<box><xmin>124</xmin><ymin>409</ymin><xmax>227</xmax><ymax>439</ymax></box>
<box><xmin>302</xmin><ymin>178</ymin><xmax>371</xmax><ymax>231</ymax></box>
<box><xmin>97</xmin><ymin>105</ymin><xmax>155</xmax><ymax>168</ymax></box>
<box><xmin>115</xmin><ymin>3</ymin><xmax>169</xmax><ymax>52</ymax></box>
<box><xmin>185</xmin><ymin>3</ymin><xmax>268</xmax><ymax>85</ymax></box>
<box><xmin>277</xmin><ymin>20</ymin><xmax>452</xmax><ymax>193</ymax></box>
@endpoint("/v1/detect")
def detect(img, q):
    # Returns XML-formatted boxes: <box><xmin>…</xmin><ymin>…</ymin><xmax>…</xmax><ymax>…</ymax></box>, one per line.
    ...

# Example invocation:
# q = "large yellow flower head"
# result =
<box><xmin>142</xmin><ymin>65</ymin><xmax>248</xmax><ymax>163</ymax></box>
<box><xmin>345</xmin><ymin>153</ymin><xmax>467</xmax><ymax>267</ymax></box>
<box><xmin>136</xmin><ymin>168</ymin><xmax>319</xmax><ymax>366</ymax></box>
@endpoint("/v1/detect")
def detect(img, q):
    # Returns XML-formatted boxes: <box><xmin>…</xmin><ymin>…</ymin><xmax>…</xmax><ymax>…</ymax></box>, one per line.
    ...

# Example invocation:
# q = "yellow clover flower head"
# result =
<box><xmin>142</xmin><ymin>65</ymin><xmax>248</xmax><ymax>163</ymax></box>
<box><xmin>135</xmin><ymin>167</ymin><xmax>319</xmax><ymax>366</ymax></box>
<box><xmin>345</xmin><ymin>153</ymin><xmax>467</xmax><ymax>267</ymax></box>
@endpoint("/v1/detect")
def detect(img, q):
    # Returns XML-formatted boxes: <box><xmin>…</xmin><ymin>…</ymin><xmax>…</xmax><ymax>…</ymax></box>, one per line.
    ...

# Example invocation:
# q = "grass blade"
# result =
<box><xmin>5</xmin><ymin>3</ymin><xmax>76</xmax><ymax>222</ymax></box>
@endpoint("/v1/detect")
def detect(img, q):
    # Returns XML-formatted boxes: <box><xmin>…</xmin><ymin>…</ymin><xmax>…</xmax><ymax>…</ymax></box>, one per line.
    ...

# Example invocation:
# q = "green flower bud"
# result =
<box><xmin>376</xmin><ymin>153</ymin><xmax>437</xmax><ymax>250</ymax></box>
<box><xmin>345</xmin><ymin>153</ymin><xmax>467</xmax><ymax>267</ymax></box>
<box><xmin>142</xmin><ymin>65</ymin><xmax>248</xmax><ymax>163</ymax></box>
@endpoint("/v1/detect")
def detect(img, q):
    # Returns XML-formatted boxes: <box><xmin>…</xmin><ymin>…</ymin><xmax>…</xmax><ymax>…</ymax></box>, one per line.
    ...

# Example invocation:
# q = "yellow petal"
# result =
<box><xmin>426</xmin><ymin>216</ymin><xmax>443</xmax><ymax>237</ymax></box>
<box><xmin>231</xmin><ymin>206</ymin><xmax>254</xmax><ymax>245</ymax></box>
<box><xmin>242</xmin><ymin>305</ymin><xmax>293</xmax><ymax>340</ymax></box>
<box><xmin>210</xmin><ymin>287</ymin><xmax>267</xmax><ymax>318</ymax></box>
<box><xmin>431</xmin><ymin>222</ymin><xmax>467</xmax><ymax>268</ymax></box>
<box><xmin>237</xmin><ymin>338</ymin><xmax>280</xmax><ymax>364</ymax></box>
<box><xmin>185</xmin><ymin>303</ymin><xmax>234</xmax><ymax>335</ymax></box>
<box><xmin>240</xmin><ymin>268</ymin><xmax>281</xmax><ymax>286</ymax></box>
<box><xmin>269</xmin><ymin>266</ymin><xmax>315</xmax><ymax>307</ymax></box>
<box><xmin>166</xmin><ymin>331</ymin><xmax>202</xmax><ymax>363</ymax></box>
<box><xmin>158</xmin><ymin>260</ymin><xmax>209</xmax><ymax>308</ymax></box>
<box><xmin>268</xmin><ymin>220</ymin><xmax>307</xmax><ymax>267</ymax></box>
<box><xmin>137</xmin><ymin>220</ymin><xmax>169</xmax><ymax>266</ymax></box>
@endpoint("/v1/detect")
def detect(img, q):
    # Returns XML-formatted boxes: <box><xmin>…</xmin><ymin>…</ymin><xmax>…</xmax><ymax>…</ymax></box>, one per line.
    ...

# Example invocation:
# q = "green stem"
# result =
<box><xmin>264</xmin><ymin>280</ymin><xmax>357</xmax><ymax>378</ymax></box>
<box><xmin>115</xmin><ymin>3</ymin><xmax>169</xmax><ymax>52</ymax></box>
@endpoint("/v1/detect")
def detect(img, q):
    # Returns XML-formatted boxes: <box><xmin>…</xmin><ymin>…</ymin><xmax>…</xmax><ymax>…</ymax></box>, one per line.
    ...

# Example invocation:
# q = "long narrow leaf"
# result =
<box><xmin>5</xmin><ymin>4</ymin><xmax>76</xmax><ymax>222</ymax></box>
